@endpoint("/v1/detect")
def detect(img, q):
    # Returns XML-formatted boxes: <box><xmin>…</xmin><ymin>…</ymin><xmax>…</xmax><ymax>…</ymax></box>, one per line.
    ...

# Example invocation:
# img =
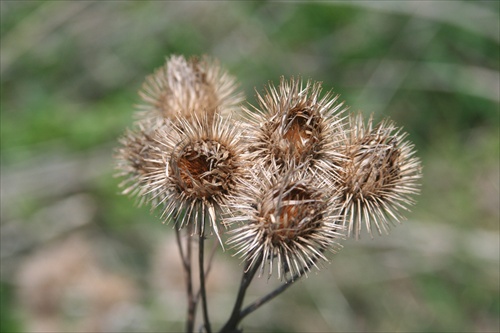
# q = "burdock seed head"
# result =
<box><xmin>114</xmin><ymin>120</ymin><xmax>169</xmax><ymax>207</ymax></box>
<box><xmin>137</xmin><ymin>55</ymin><xmax>244</xmax><ymax>124</ymax></box>
<box><xmin>146</xmin><ymin>112</ymin><xmax>247</xmax><ymax>244</ymax></box>
<box><xmin>242</xmin><ymin>76</ymin><xmax>347</xmax><ymax>178</ymax></box>
<box><xmin>225</xmin><ymin>166</ymin><xmax>344</xmax><ymax>280</ymax></box>
<box><xmin>339</xmin><ymin>113</ymin><xmax>422</xmax><ymax>239</ymax></box>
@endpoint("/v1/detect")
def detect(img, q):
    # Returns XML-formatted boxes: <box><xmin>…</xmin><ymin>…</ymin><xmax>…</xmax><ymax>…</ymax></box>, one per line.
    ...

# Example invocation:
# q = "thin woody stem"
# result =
<box><xmin>219</xmin><ymin>255</ymin><xmax>263</xmax><ymax>333</ymax></box>
<box><xmin>195</xmin><ymin>240</ymin><xmax>219</xmax><ymax>303</ymax></box>
<box><xmin>220</xmin><ymin>252</ymin><xmax>324</xmax><ymax>332</ymax></box>
<box><xmin>175</xmin><ymin>226</ymin><xmax>196</xmax><ymax>333</ymax></box>
<box><xmin>239</xmin><ymin>251</ymin><xmax>325</xmax><ymax>323</ymax></box>
<box><xmin>239</xmin><ymin>271</ymin><xmax>302</xmax><ymax>321</ymax></box>
<box><xmin>199</xmin><ymin>208</ymin><xmax>212</xmax><ymax>333</ymax></box>
<box><xmin>205</xmin><ymin>240</ymin><xmax>219</xmax><ymax>281</ymax></box>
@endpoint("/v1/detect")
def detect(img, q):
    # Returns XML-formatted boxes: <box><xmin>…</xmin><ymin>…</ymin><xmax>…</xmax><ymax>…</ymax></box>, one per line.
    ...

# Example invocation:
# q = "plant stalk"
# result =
<box><xmin>239</xmin><ymin>272</ymin><xmax>301</xmax><ymax>321</ymax></box>
<box><xmin>219</xmin><ymin>255</ymin><xmax>263</xmax><ymax>333</ymax></box>
<box><xmin>199</xmin><ymin>209</ymin><xmax>212</xmax><ymax>333</ymax></box>
<box><xmin>175</xmin><ymin>226</ymin><xmax>196</xmax><ymax>333</ymax></box>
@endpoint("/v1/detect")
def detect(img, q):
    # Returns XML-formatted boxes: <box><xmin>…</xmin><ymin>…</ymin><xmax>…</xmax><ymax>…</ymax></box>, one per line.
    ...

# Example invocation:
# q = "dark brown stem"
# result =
<box><xmin>219</xmin><ymin>255</ymin><xmax>263</xmax><ymax>333</ymax></box>
<box><xmin>220</xmin><ymin>251</ymin><xmax>323</xmax><ymax>332</ymax></box>
<box><xmin>199</xmin><ymin>208</ymin><xmax>212</xmax><ymax>333</ymax></box>
<box><xmin>239</xmin><ymin>271</ymin><xmax>302</xmax><ymax>321</ymax></box>
<box><xmin>175</xmin><ymin>226</ymin><xmax>196</xmax><ymax>333</ymax></box>
<box><xmin>195</xmin><ymin>239</ymin><xmax>219</xmax><ymax>303</ymax></box>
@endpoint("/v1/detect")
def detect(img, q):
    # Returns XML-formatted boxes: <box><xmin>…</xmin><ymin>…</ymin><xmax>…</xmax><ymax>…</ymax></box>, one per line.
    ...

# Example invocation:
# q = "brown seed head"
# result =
<box><xmin>339</xmin><ymin>113</ymin><xmax>422</xmax><ymax>238</ymax></box>
<box><xmin>137</xmin><ymin>55</ymin><xmax>244</xmax><ymax>123</ymax></box>
<box><xmin>243</xmin><ymin>76</ymin><xmax>346</xmax><ymax>178</ymax></box>
<box><xmin>114</xmin><ymin>120</ymin><xmax>169</xmax><ymax>206</ymax></box>
<box><xmin>171</xmin><ymin>138</ymin><xmax>236</xmax><ymax>199</ymax></box>
<box><xmin>147</xmin><ymin>113</ymin><xmax>247</xmax><ymax>244</ymax></box>
<box><xmin>261</xmin><ymin>184</ymin><xmax>323</xmax><ymax>244</ymax></box>
<box><xmin>225</xmin><ymin>167</ymin><xmax>344</xmax><ymax>279</ymax></box>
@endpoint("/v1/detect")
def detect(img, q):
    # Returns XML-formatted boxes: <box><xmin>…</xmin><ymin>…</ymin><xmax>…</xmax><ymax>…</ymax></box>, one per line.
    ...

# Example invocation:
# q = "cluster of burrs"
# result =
<box><xmin>115</xmin><ymin>55</ymin><xmax>422</xmax><ymax>280</ymax></box>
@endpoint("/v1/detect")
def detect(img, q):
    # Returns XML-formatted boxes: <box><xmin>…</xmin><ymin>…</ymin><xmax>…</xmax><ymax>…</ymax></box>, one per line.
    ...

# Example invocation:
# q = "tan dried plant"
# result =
<box><xmin>114</xmin><ymin>54</ymin><xmax>423</xmax><ymax>332</ymax></box>
<box><xmin>243</xmin><ymin>77</ymin><xmax>347</xmax><ymax>179</ymax></box>
<box><xmin>137</xmin><ymin>55</ymin><xmax>244</xmax><ymax>125</ymax></box>
<box><xmin>225</xmin><ymin>166</ymin><xmax>344</xmax><ymax>280</ymax></box>
<box><xmin>114</xmin><ymin>120</ymin><xmax>168</xmax><ymax>207</ymax></box>
<box><xmin>338</xmin><ymin>113</ymin><xmax>422</xmax><ymax>239</ymax></box>
<box><xmin>145</xmin><ymin>113</ymin><xmax>248</xmax><ymax>243</ymax></box>
<box><xmin>116</xmin><ymin>54</ymin><xmax>245</xmax><ymax>231</ymax></box>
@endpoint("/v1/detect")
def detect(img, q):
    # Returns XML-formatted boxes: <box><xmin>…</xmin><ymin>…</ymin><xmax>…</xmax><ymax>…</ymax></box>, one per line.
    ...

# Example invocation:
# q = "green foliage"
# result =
<box><xmin>0</xmin><ymin>282</ymin><xmax>24</xmax><ymax>333</ymax></box>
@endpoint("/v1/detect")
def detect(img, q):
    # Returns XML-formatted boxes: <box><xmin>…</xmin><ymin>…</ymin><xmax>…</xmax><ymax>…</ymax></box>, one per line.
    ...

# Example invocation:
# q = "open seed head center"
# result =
<box><xmin>173</xmin><ymin>139</ymin><xmax>235</xmax><ymax>198</ymax></box>
<box><xmin>260</xmin><ymin>186</ymin><xmax>323</xmax><ymax>244</ymax></box>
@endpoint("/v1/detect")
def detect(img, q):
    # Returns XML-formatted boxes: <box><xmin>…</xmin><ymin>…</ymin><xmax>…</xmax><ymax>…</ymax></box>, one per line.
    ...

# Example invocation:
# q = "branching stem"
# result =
<box><xmin>219</xmin><ymin>252</ymin><xmax>323</xmax><ymax>332</ymax></box>
<box><xmin>239</xmin><ymin>271</ymin><xmax>302</xmax><ymax>321</ymax></box>
<box><xmin>219</xmin><ymin>255</ymin><xmax>263</xmax><ymax>333</ymax></box>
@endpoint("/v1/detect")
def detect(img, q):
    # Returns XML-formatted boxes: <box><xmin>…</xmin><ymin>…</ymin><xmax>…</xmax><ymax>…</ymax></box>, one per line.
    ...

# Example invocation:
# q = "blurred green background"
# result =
<box><xmin>1</xmin><ymin>1</ymin><xmax>499</xmax><ymax>332</ymax></box>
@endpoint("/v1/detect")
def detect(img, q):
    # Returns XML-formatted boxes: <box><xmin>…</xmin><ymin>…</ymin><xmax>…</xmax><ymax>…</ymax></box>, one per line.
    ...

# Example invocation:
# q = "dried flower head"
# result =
<box><xmin>145</xmin><ymin>113</ymin><xmax>247</xmax><ymax>244</ymax></box>
<box><xmin>338</xmin><ymin>113</ymin><xmax>422</xmax><ymax>239</ymax></box>
<box><xmin>243</xmin><ymin>77</ymin><xmax>346</xmax><ymax>178</ymax></box>
<box><xmin>137</xmin><ymin>55</ymin><xmax>244</xmax><ymax>123</ymax></box>
<box><xmin>225</xmin><ymin>167</ymin><xmax>344</xmax><ymax>279</ymax></box>
<box><xmin>114</xmin><ymin>119</ymin><xmax>168</xmax><ymax>206</ymax></box>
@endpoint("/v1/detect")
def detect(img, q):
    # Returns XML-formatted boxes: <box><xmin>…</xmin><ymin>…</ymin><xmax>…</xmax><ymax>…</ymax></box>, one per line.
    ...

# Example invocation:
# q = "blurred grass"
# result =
<box><xmin>1</xmin><ymin>1</ymin><xmax>499</xmax><ymax>332</ymax></box>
